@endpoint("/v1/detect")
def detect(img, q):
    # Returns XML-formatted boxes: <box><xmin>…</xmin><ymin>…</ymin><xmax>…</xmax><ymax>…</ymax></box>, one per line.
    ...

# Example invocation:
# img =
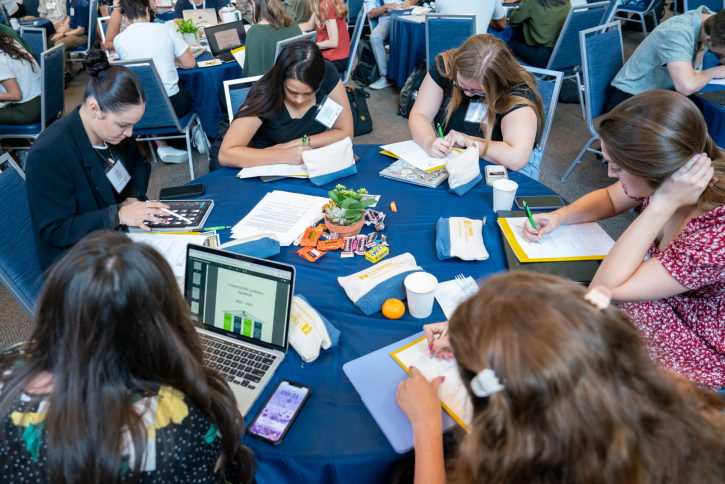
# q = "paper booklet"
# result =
<box><xmin>391</xmin><ymin>337</ymin><xmax>473</xmax><ymax>431</ymax></box>
<box><xmin>498</xmin><ymin>217</ymin><xmax>615</xmax><ymax>262</ymax></box>
<box><xmin>128</xmin><ymin>233</ymin><xmax>207</xmax><ymax>289</ymax></box>
<box><xmin>237</xmin><ymin>164</ymin><xmax>309</xmax><ymax>179</ymax></box>
<box><xmin>231</xmin><ymin>46</ymin><xmax>245</xmax><ymax>67</ymax></box>
<box><xmin>381</xmin><ymin>140</ymin><xmax>461</xmax><ymax>172</ymax></box>
<box><xmin>379</xmin><ymin>158</ymin><xmax>449</xmax><ymax>189</ymax></box>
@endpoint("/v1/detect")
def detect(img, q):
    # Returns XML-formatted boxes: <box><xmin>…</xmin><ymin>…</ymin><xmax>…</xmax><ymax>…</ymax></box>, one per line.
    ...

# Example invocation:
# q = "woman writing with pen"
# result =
<box><xmin>218</xmin><ymin>40</ymin><xmax>354</xmax><ymax>169</ymax></box>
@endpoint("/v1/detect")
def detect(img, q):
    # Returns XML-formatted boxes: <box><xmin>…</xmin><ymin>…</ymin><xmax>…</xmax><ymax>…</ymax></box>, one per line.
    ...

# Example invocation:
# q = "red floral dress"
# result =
<box><xmin>620</xmin><ymin>197</ymin><xmax>725</xmax><ymax>390</ymax></box>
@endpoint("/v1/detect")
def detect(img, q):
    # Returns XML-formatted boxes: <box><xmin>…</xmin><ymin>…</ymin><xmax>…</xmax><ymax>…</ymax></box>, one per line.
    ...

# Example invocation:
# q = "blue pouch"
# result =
<box><xmin>302</xmin><ymin>137</ymin><xmax>357</xmax><ymax>186</ymax></box>
<box><xmin>295</xmin><ymin>294</ymin><xmax>341</xmax><ymax>347</ymax></box>
<box><xmin>220</xmin><ymin>237</ymin><xmax>280</xmax><ymax>259</ymax></box>
<box><xmin>446</xmin><ymin>144</ymin><xmax>482</xmax><ymax>196</ymax></box>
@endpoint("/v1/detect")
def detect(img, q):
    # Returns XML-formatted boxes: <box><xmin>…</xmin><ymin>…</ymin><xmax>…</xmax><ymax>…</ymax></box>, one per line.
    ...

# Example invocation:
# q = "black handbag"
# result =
<box><xmin>346</xmin><ymin>86</ymin><xmax>373</xmax><ymax>137</ymax></box>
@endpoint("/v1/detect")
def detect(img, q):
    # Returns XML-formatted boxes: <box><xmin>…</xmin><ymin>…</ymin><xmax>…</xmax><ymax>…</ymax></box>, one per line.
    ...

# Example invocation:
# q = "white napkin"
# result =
<box><xmin>434</xmin><ymin>277</ymin><xmax>478</xmax><ymax>320</ymax></box>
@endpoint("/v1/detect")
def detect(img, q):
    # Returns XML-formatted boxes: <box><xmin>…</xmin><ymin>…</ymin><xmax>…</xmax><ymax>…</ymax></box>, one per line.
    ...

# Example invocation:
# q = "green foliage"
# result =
<box><xmin>176</xmin><ymin>18</ymin><xmax>203</xmax><ymax>35</ymax></box>
<box><xmin>324</xmin><ymin>185</ymin><xmax>375</xmax><ymax>226</ymax></box>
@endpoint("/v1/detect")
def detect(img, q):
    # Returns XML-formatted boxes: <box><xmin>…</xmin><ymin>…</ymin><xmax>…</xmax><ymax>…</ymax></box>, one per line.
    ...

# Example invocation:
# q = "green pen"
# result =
<box><xmin>523</xmin><ymin>201</ymin><xmax>536</xmax><ymax>229</ymax></box>
<box><xmin>202</xmin><ymin>226</ymin><xmax>232</xmax><ymax>231</ymax></box>
<box><xmin>437</xmin><ymin>123</ymin><xmax>444</xmax><ymax>138</ymax></box>
<box><xmin>303</xmin><ymin>135</ymin><xmax>307</xmax><ymax>147</ymax></box>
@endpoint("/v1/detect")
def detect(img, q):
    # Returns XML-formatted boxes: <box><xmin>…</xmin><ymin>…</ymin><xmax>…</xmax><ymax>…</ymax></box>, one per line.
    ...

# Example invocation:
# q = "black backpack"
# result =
<box><xmin>397</xmin><ymin>62</ymin><xmax>427</xmax><ymax>118</ymax></box>
<box><xmin>351</xmin><ymin>40</ymin><xmax>379</xmax><ymax>87</ymax></box>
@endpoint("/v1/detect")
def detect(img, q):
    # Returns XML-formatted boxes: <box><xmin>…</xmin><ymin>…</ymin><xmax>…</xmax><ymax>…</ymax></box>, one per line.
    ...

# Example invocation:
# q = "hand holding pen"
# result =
<box><xmin>424</xmin><ymin>322</ymin><xmax>454</xmax><ymax>360</ymax></box>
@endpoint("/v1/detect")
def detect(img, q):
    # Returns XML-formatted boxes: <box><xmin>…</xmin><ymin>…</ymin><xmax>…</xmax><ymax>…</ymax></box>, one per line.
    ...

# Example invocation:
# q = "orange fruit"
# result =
<box><xmin>382</xmin><ymin>298</ymin><xmax>405</xmax><ymax>320</ymax></box>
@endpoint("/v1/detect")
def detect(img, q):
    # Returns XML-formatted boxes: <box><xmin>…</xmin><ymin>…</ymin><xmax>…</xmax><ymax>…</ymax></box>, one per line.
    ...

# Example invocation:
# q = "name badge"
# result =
<box><xmin>70</xmin><ymin>6</ymin><xmax>74</xmax><ymax>15</ymax></box>
<box><xmin>314</xmin><ymin>96</ymin><xmax>343</xmax><ymax>130</ymax></box>
<box><xmin>106</xmin><ymin>161</ymin><xmax>131</xmax><ymax>194</ymax></box>
<box><xmin>464</xmin><ymin>101</ymin><xmax>487</xmax><ymax>124</ymax></box>
<box><xmin>47</xmin><ymin>1</ymin><xmax>56</xmax><ymax>9</ymax></box>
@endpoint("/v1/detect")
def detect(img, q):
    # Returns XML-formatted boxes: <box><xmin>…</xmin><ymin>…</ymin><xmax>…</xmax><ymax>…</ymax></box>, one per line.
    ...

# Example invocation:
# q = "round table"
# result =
<box><xmin>177</xmin><ymin>52</ymin><xmax>243</xmax><ymax>138</ymax></box>
<box><xmin>189</xmin><ymin>144</ymin><xmax>559</xmax><ymax>484</ymax></box>
<box><xmin>692</xmin><ymin>84</ymin><xmax>725</xmax><ymax>149</ymax></box>
<box><xmin>14</xmin><ymin>17</ymin><xmax>55</xmax><ymax>36</ymax></box>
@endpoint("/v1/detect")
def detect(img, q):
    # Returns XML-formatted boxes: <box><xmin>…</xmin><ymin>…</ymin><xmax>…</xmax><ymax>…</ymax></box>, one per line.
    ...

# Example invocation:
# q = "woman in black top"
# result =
<box><xmin>409</xmin><ymin>34</ymin><xmax>544</xmax><ymax>177</ymax></box>
<box><xmin>219</xmin><ymin>40</ymin><xmax>354</xmax><ymax>168</ymax></box>
<box><xmin>26</xmin><ymin>49</ymin><xmax>169</xmax><ymax>271</ymax></box>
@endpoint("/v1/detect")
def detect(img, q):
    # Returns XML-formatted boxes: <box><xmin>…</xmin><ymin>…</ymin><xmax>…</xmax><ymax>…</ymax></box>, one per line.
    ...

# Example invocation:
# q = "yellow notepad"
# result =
<box><xmin>390</xmin><ymin>336</ymin><xmax>472</xmax><ymax>432</ymax></box>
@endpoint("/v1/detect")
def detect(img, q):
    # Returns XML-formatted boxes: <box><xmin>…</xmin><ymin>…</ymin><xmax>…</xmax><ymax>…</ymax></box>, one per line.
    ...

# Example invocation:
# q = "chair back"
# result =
<box><xmin>80</xmin><ymin>0</ymin><xmax>99</xmax><ymax>53</ymax></box>
<box><xmin>547</xmin><ymin>2</ymin><xmax>610</xmax><ymax>71</ymax></box>
<box><xmin>0</xmin><ymin>154</ymin><xmax>44</xmax><ymax>317</ymax></box>
<box><xmin>20</xmin><ymin>27</ymin><xmax>47</xmax><ymax>65</ymax></box>
<box><xmin>223</xmin><ymin>75</ymin><xmax>263</xmax><ymax>120</ymax></box>
<box><xmin>346</xmin><ymin>0</ymin><xmax>364</xmax><ymax>25</ymax></box>
<box><xmin>98</xmin><ymin>15</ymin><xmax>110</xmax><ymax>46</ymax></box>
<box><xmin>580</xmin><ymin>21</ymin><xmax>624</xmax><ymax>136</ymax></box>
<box><xmin>683</xmin><ymin>0</ymin><xmax>724</xmax><ymax>11</ymax></box>
<box><xmin>41</xmin><ymin>44</ymin><xmax>65</xmax><ymax>131</ymax></box>
<box><xmin>703</xmin><ymin>49</ymin><xmax>721</xmax><ymax>69</ymax></box>
<box><xmin>523</xmin><ymin>67</ymin><xmax>563</xmax><ymax>160</ymax></box>
<box><xmin>603</xmin><ymin>0</ymin><xmax>621</xmax><ymax>22</ymax></box>
<box><xmin>274</xmin><ymin>31</ymin><xmax>317</xmax><ymax>62</ymax></box>
<box><xmin>0</xmin><ymin>3</ymin><xmax>9</xmax><ymax>26</ymax></box>
<box><xmin>115</xmin><ymin>58</ymin><xmax>183</xmax><ymax>132</ymax></box>
<box><xmin>344</xmin><ymin>4</ymin><xmax>367</xmax><ymax>84</ymax></box>
<box><xmin>425</xmin><ymin>13</ymin><xmax>476</xmax><ymax>71</ymax></box>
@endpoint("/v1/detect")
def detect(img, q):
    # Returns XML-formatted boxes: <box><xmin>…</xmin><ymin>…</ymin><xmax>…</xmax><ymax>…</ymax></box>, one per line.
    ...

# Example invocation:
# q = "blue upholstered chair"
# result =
<box><xmin>684</xmin><ymin>0</ymin><xmax>723</xmax><ymax>11</ymax></box>
<box><xmin>68</xmin><ymin>0</ymin><xmax>99</xmax><ymax>62</ymax></box>
<box><xmin>19</xmin><ymin>27</ymin><xmax>47</xmax><ymax>65</ymax></box>
<box><xmin>0</xmin><ymin>4</ymin><xmax>10</xmax><ymax>26</ymax></box>
<box><xmin>0</xmin><ymin>153</ymin><xmax>44</xmax><ymax>317</ymax></box>
<box><xmin>274</xmin><ymin>32</ymin><xmax>318</xmax><ymax>63</ymax></box>
<box><xmin>542</xmin><ymin>2</ymin><xmax>610</xmax><ymax>120</ymax></box>
<box><xmin>115</xmin><ymin>58</ymin><xmax>208</xmax><ymax>181</ymax></box>
<box><xmin>561</xmin><ymin>21</ymin><xmax>624</xmax><ymax>182</ymax></box>
<box><xmin>424</xmin><ymin>13</ymin><xmax>476</xmax><ymax>71</ymax></box>
<box><xmin>703</xmin><ymin>50</ymin><xmax>721</xmax><ymax>69</ymax></box>
<box><xmin>523</xmin><ymin>66</ymin><xmax>563</xmax><ymax>169</ymax></box>
<box><xmin>603</xmin><ymin>0</ymin><xmax>622</xmax><ymax>22</ymax></box>
<box><xmin>98</xmin><ymin>15</ymin><xmax>111</xmax><ymax>46</ymax></box>
<box><xmin>343</xmin><ymin>4</ymin><xmax>367</xmax><ymax>84</ymax></box>
<box><xmin>613</xmin><ymin>0</ymin><xmax>660</xmax><ymax>37</ymax></box>
<box><xmin>223</xmin><ymin>75</ymin><xmax>263</xmax><ymax>120</ymax></box>
<box><xmin>346</xmin><ymin>0</ymin><xmax>365</xmax><ymax>28</ymax></box>
<box><xmin>0</xmin><ymin>44</ymin><xmax>65</xmax><ymax>153</ymax></box>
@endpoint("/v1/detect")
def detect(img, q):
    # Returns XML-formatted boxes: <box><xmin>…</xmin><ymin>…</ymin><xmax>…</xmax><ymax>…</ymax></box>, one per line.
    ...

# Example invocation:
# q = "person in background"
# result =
<box><xmin>507</xmin><ymin>0</ymin><xmax>571</xmax><ymax>68</ymax></box>
<box><xmin>173</xmin><ymin>0</ymin><xmax>226</xmax><ymax>24</ymax></box>
<box><xmin>103</xmin><ymin>0</ymin><xmax>156</xmax><ymax>52</ymax></box>
<box><xmin>436</xmin><ymin>0</ymin><xmax>506</xmax><ymax>35</ymax></box>
<box><xmin>244</xmin><ymin>0</ymin><xmax>302</xmax><ymax>77</ymax></box>
<box><xmin>98</xmin><ymin>0</ymin><xmax>109</xmax><ymax>16</ymax></box>
<box><xmin>0</xmin><ymin>22</ymin><xmax>30</xmax><ymax>52</ymax></box>
<box><xmin>114</xmin><ymin>0</ymin><xmax>196</xmax><ymax>164</ymax></box>
<box><xmin>235</xmin><ymin>0</ymin><xmax>254</xmax><ymax>23</ymax></box>
<box><xmin>400</xmin><ymin>271</ymin><xmax>725</xmax><ymax>484</ymax></box>
<box><xmin>608</xmin><ymin>7</ymin><xmax>725</xmax><ymax>112</ymax></box>
<box><xmin>49</xmin><ymin>0</ymin><xmax>90</xmax><ymax>82</ymax></box>
<box><xmin>409</xmin><ymin>34</ymin><xmax>544</xmax><ymax>178</ymax></box>
<box><xmin>0</xmin><ymin>33</ymin><xmax>40</xmax><ymax>125</ymax></box>
<box><xmin>38</xmin><ymin>0</ymin><xmax>68</xmax><ymax>32</ymax></box>
<box><xmin>0</xmin><ymin>0</ymin><xmax>25</xmax><ymax>18</ymax></box>
<box><xmin>219</xmin><ymin>40</ymin><xmax>353</xmax><ymax>168</ymax></box>
<box><xmin>299</xmin><ymin>0</ymin><xmax>350</xmax><ymax>73</ymax></box>
<box><xmin>283</xmin><ymin>0</ymin><xmax>310</xmax><ymax>23</ymax></box>
<box><xmin>0</xmin><ymin>232</ymin><xmax>257</xmax><ymax>483</ymax></box>
<box><xmin>364</xmin><ymin>0</ymin><xmax>416</xmax><ymax>90</ymax></box>
<box><xmin>523</xmin><ymin>90</ymin><xmax>725</xmax><ymax>390</ymax></box>
<box><xmin>26</xmin><ymin>49</ymin><xmax>168</xmax><ymax>271</ymax></box>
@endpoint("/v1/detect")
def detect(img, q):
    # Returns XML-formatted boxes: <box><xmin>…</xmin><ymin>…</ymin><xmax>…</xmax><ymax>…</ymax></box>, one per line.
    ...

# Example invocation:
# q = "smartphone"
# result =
<box><xmin>159</xmin><ymin>183</ymin><xmax>205</xmax><ymax>200</ymax></box>
<box><xmin>246</xmin><ymin>380</ymin><xmax>311</xmax><ymax>445</ymax></box>
<box><xmin>484</xmin><ymin>165</ymin><xmax>508</xmax><ymax>186</ymax></box>
<box><xmin>515</xmin><ymin>195</ymin><xmax>566</xmax><ymax>210</ymax></box>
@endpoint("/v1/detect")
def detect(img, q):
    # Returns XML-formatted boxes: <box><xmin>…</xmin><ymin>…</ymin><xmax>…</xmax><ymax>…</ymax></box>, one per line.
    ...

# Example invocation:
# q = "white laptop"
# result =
<box><xmin>183</xmin><ymin>7</ymin><xmax>218</xmax><ymax>26</ymax></box>
<box><xmin>185</xmin><ymin>244</ymin><xmax>295</xmax><ymax>416</ymax></box>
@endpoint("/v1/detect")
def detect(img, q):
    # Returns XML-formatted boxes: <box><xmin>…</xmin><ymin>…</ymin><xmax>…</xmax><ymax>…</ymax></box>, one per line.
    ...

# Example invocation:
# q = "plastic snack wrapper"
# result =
<box><xmin>317</xmin><ymin>238</ymin><xmax>344</xmax><ymax>251</ymax></box>
<box><xmin>297</xmin><ymin>246</ymin><xmax>325</xmax><ymax>262</ymax></box>
<box><xmin>301</xmin><ymin>226</ymin><xmax>324</xmax><ymax>247</ymax></box>
<box><xmin>355</xmin><ymin>234</ymin><xmax>368</xmax><ymax>255</ymax></box>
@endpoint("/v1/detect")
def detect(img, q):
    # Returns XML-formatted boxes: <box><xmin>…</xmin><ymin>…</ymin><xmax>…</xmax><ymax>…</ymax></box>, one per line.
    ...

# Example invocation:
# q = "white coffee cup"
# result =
<box><xmin>221</xmin><ymin>6</ymin><xmax>241</xmax><ymax>23</ymax></box>
<box><xmin>492</xmin><ymin>179</ymin><xmax>518</xmax><ymax>212</ymax></box>
<box><xmin>404</xmin><ymin>272</ymin><xmax>438</xmax><ymax>319</ymax></box>
<box><xmin>10</xmin><ymin>18</ymin><xmax>19</xmax><ymax>30</ymax></box>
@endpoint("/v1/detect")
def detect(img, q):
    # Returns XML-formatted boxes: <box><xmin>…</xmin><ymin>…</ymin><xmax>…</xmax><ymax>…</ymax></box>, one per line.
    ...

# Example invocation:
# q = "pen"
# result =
<box><xmin>161</xmin><ymin>208</ymin><xmax>193</xmax><ymax>224</ymax></box>
<box><xmin>523</xmin><ymin>201</ymin><xmax>536</xmax><ymax>229</ymax></box>
<box><xmin>430</xmin><ymin>323</ymin><xmax>449</xmax><ymax>359</ymax></box>
<box><xmin>303</xmin><ymin>135</ymin><xmax>307</xmax><ymax>147</ymax></box>
<box><xmin>437</xmin><ymin>123</ymin><xmax>444</xmax><ymax>138</ymax></box>
<box><xmin>202</xmin><ymin>225</ymin><xmax>231</xmax><ymax>231</ymax></box>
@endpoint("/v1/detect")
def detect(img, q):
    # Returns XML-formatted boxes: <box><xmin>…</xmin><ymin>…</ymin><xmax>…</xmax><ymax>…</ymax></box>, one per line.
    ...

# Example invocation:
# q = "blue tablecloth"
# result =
<box><xmin>177</xmin><ymin>51</ymin><xmax>243</xmax><ymax>138</ymax></box>
<box><xmin>188</xmin><ymin>144</ymin><xmax>558</xmax><ymax>484</ymax></box>
<box><xmin>15</xmin><ymin>17</ymin><xmax>55</xmax><ymax>36</ymax></box>
<box><xmin>693</xmin><ymin>84</ymin><xmax>725</xmax><ymax>148</ymax></box>
<box><xmin>157</xmin><ymin>9</ymin><xmax>175</xmax><ymax>21</ymax></box>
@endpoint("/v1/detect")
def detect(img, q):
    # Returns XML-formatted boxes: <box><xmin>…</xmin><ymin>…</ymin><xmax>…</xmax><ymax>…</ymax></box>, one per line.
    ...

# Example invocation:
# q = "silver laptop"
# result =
<box><xmin>183</xmin><ymin>7</ymin><xmax>218</xmax><ymax>26</ymax></box>
<box><xmin>185</xmin><ymin>244</ymin><xmax>295</xmax><ymax>416</ymax></box>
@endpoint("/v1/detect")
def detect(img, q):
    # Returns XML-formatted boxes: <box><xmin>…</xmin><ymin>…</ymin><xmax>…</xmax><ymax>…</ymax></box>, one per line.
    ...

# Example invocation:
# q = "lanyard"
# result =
<box><xmin>191</xmin><ymin>0</ymin><xmax>206</xmax><ymax>9</ymax></box>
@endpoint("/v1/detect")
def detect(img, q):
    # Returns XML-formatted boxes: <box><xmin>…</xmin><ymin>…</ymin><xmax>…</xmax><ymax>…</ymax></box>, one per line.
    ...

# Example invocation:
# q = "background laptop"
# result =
<box><xmin>183</xmin><ymin>8</ymin><xmax>218</xmax><ymax>26</ymax></box>
<box><xmin>185</xmin><ymin>244</ymin><xmax>295</xmax><ymax>416</ymax></box>
<box><xmin>204</xmin><ymin>20</ymin><xmax>247</xmax><ymax>62</ymax></box>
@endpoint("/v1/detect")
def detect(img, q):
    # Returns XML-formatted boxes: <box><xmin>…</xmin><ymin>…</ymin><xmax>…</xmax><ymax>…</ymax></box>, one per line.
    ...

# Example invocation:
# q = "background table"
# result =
<box><xmin>15</xmin><ymin>17</ymin><xmax>55</xmax><ymax>36</ymax></box>
<box><xmin>190</xmin><ymin>144</ymin><xmax>559</xmax><ymax>483</ymax></box>
<box><xmin>693</xmin><ymin>84</ymin><xmax>725</xmax><ymax>148</ymax></box>
<box><xmin>178</xmin><ymin>52</ymin><xmax>243</xmax><ymax>138</ymax></box>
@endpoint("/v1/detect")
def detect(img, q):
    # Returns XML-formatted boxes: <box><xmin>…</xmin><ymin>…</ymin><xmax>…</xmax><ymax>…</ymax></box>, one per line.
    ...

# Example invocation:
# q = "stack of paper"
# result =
<box><xmin>128</xmin><ymin>233</ymin><xmax>207</xmax><ymax>289</ymax></box>
<box><xmin>237</xmin><ymin>164</ymin><xmax>309</xmax><ymax>179</ymax></box>
<box><xmin>381</xmin><ymin>140</ymin><xmax>459</xmax><ymax>172</ymax></box>
<box><xmin>498</xmin><ymin>217</ymin><xmax>615</xmax><ymax>262</ymax></box>
<box><xmin>434</xmin><ymin>277</ymin><xmax>477</xmax><ymax>320</ymax></box>
<box><xmin>231</xmin><ymin>190</ymin><xmax>329</xmax><ymax>246</ymax></box>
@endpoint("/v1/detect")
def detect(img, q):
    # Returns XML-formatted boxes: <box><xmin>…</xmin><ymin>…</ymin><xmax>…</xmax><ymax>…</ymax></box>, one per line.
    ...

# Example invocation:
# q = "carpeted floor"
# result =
<box><xmin>0</xmin><ymin>20</ymin><xmax>657</xmax><ymax>348</ymax></box>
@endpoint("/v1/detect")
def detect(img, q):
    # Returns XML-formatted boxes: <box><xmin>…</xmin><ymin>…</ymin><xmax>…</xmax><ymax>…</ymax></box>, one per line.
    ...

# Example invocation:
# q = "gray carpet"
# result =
<box><xmin>0</xmin><ymin>20</ymin><xmax>659</xmax><ymax>348</ymax></box>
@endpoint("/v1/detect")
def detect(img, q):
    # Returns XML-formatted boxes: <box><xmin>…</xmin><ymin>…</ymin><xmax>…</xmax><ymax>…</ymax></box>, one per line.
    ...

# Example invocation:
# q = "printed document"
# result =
<box><xmin>381</xmin><ymin>140</ymin><xmax>458</xmax><ymax>172</ymax></box>
<box><xmin>391</xmin><ymin>337</ymin><xmax>473</xmax><ymax>431</ymax></box>
<box><xmin>237</xmin><ymin>164</ymin><xmax>309</xmax><ymax>179</ymax></box>
<box><xmin>231</xmin><ymin>191</ymin><xmax>328</xmax><ymax>246</ymax></box>
<box><xmin>434</xmin><ymin>277</ymin><xmax>477</xmax><ymax>320</ymax></box>
<box><xmin>128</xmin><ymin>233</ymin><xmax>206</xmax><ymax>288</ymax></box>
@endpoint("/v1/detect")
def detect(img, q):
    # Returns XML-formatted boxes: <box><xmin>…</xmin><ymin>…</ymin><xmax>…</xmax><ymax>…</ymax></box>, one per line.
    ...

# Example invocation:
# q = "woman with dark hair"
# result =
<box><xmin>507</xmin><ymin>0</ymin><xmax>571</xmax><ymax>68</ymax></box>
<box><xmin>396</xmin><ymin>271</ymin><xmax>725</xmax><ymax>484</ymax></box>
<box><xmin>244</xmin><ymin>0</ymin><xmax>302</xmax><ymax>77</ymax></box>
<box><xmin>26</xmin><ymin>49</ymin><xmax>169</xmax><ymax>271</ymax></box>
<box><xmin>0</xmin><ymin>232</ymin><xmax>257</xmax><ymax>483</ymax></box>
<box><xmin>299</xmin><ymin>0</ymin><xmax>350</xmax><ymax>73</ymax></box>
<box><xmin>523</xmin><ymin>90</ymin><xmax>725</xmax><ymax>389</ymax></box>
<box><xmin>0</xmin><ymin>33</ymin><xmax>41</xmax><ymax>125</ymax></box>
<box><xmin>103</xmin><ymin>0</ymin><xmax>156</xmax><ymax>52</ymax></box>
<box><xmin>409</xmin><ymin>34</ymin><xmax>545</xmax><ymax>177</ymax></box>
<box><xmin>218</xmin><ymin>40</ymin><xmax>354</xmax><ymax>168</ymax></box>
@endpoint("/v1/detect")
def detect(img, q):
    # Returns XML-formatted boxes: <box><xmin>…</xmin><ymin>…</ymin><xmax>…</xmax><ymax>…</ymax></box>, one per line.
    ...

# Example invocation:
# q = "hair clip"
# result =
<box><xmin>584</xmin><ymin>286</ymin><xmax>612</xmax><ymax>310</ymax></box>
<box><xmin>470</xmin><ymin>368</ymin><xmax>504</xmax><ymax>398</ymax></box>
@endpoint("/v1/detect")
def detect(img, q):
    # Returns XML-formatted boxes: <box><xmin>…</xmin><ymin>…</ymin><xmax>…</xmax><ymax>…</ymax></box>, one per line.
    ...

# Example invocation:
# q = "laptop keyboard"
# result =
<box><xmin>201</xmin><ymin>335</ymin><xmax>276</xmax><ymax>391</ymax></box>
<box><xmin>216</xmin><ymin>52</ymin><xmax>236</xmax><ymax>63</ymax></box>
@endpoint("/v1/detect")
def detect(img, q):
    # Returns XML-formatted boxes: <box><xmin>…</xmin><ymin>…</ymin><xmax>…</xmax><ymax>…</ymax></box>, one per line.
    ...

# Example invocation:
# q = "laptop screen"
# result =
<box><xmin>206</xmin><ymin>21</ymin><xmax>246</xmax><ymax>54</ymax></box>
<box><xmin>186</xmin><ymin>246</ymin><xmax>294</xmax><ymax>352</ymax></box>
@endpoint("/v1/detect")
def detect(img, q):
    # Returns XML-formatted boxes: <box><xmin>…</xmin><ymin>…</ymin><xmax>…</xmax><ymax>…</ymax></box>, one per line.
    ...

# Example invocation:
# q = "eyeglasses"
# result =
<box><xmin>452</xmin><ymin>80</ymin><xmax>485</xmax><ymax>98</ymax></box>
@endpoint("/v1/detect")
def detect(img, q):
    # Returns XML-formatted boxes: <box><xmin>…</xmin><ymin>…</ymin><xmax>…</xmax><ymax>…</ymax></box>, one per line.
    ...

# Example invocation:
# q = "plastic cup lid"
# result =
<box><xmin>493</xmin><ymin>179</ymin><xmax>518</xmax><ymax>192</ymax></box>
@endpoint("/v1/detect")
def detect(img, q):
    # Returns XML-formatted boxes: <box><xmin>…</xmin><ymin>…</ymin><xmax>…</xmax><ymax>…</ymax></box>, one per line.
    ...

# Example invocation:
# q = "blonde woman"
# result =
<box><xmin>299</xmin><ymin>0</ymin><xmax>349</xmax><ymax>72</ymax></box>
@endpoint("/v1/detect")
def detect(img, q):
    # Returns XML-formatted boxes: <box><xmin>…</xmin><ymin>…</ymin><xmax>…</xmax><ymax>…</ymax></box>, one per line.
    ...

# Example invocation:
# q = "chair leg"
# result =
<box><xmin>186</xmin><ymin>130</ymin><xmax>195</xmax><ymax>181</ymax></box>
<box><xmin>650</xmin><ymin>10</ymin><xmax>658</xmax><ymax>28</ymax></box>
<box><xmin>147</xmin><ymin>138</ymin><xmax>158</xmax><ymax>163</ymax></box>
<box><xmin>576</xmin><ymin>71</ymin><xmax>586</xmax><ymax>120</ymax></box>
<box><xmin>562</xmin><ymin>136</ymin><xmax>598</xmax><ymax>182</ymax></box>
<box><xmin>639</xmin><ymin>13</ymin><xmax>647</xmax><ymax>37</ymax></box>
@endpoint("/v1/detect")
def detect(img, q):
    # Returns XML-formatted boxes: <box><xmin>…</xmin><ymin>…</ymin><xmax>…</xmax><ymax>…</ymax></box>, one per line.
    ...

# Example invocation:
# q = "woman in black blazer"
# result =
<box><xmin>26</xmin><ymin>50</ymin><xmax>170</xmax><ymax>271</ymax></box>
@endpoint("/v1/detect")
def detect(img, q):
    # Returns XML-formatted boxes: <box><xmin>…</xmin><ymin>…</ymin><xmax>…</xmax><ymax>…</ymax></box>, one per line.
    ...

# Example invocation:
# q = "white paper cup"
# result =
<box><xmin>492</xmin><ymin>179</ymin><xmax>519</xmax><ymax>212</ymax></box>
<box><xmin>10</xmin><ymin>18</ymin><xmax>19</xmax><ymax>29</ymax></box>
<box><xmin>404</xmin><ymin>272</ymin><xmax>438</xmax><ymax>319</ymax></box>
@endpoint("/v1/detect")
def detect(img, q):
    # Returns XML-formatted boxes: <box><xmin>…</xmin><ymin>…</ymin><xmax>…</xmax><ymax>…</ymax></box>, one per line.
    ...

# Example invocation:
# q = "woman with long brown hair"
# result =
<box><xmin>409</xmin><ymin>34</ymin><xmax>545</xmax><ymax>178</ymax></box>
<box><xmin>0</xmin><ymin>32</ymin><xmax>41</xmax><ymax>125</ymax></box>
<box><xmin>523</xmin><ymin>89</ymin><xmax>725</xmax><ymax>389</ymax></box>
<box><xmin>299</xmin><ymin>0</ymin><xmax>350</xmax><ymax>73</ymax></box>
<box><xmin>0</xmin><ymin>232</ymin><xmax>256</xmax><ymax>483</ymax></box>
<box><xmin>244</xmin><ymin>0</ymin><xmax>302</xmax><ymax>77</ymax></box>
<box><xmin>396</xmin><ymin>272</ymin><xmax>725</xmax><ymax>484</ymax></box>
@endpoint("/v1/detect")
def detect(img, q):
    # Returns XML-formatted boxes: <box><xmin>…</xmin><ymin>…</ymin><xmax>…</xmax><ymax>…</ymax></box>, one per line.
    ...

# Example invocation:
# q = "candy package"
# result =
<box><xmin>301</xmin><ymin>227</ymin><xmax>323</xmax><ymax>247</ymax></box>
<box><xmin>297</xmin><ymin>246</ymin><xmax>325</xmax><ymax>262</ymax></box>
<box><xmin>317</xmin><ymin>238</ymin><xmax>344</xmax><ymax>251</ymax></box>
